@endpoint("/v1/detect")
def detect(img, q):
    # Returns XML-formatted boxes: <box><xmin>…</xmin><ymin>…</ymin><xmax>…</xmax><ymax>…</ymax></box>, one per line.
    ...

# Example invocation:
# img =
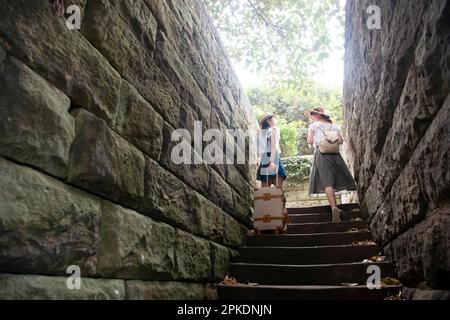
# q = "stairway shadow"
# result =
<box><xmin>218</xmin><ymin>203</ymin><xmax>402</xmax><ymax>300</ymax></box>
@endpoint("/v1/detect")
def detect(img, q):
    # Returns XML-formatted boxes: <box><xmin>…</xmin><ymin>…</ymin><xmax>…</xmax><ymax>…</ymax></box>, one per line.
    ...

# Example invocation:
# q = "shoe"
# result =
<box><xmin>332</xmin><ymin>207</ymin><xmax>343</xmax><ymax>223</ymax></box>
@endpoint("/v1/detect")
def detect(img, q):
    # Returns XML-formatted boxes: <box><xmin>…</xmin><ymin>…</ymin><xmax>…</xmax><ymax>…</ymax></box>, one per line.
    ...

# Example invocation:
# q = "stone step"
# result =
<box><xmin>238</xmin><ymin>245</ymin><xmax>380</xmax><ymax>265</ymax></box>
<box><xmin>217</xmin><ymin>284</ymin><xmax>403</xmax><ymax>300</ymax></box>
<box><xmin>246</xmin><ymin>231</ymin><xmax>373</xmax><ymax>247</ymax></box>
<box><xmin>229</xmin><ymin>262</ymin><xmax>394</xmax><ymax>285</ymax></box>
<box><xmin>287</xmin><ymin>203</ymin><xmax>360</xmax><ymax>215</ymax></box>
<box><xmin>287</xmin><ymin>221</ymin><xmax>368</xmax><ymax>234</ymax></box>
<box><xmin>289</xmin><ymin>211</ymin><xmax>361</xmax><ymax>223</ymax></box>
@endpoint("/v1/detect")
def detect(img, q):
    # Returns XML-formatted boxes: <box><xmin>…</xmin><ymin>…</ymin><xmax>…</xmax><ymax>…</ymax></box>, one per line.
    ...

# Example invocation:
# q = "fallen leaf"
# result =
<box><xmin>221</xmin><ymin>275</ymin><xmax>238</xmax><ymax>286</ymax></box>
<box><xmin>384</xmin><ymin>291</ymin><xmax>403</xmax><ymax>300</ymax></box>
<box><xmin>347</xmin><ymin>228</ymin><xmax>371</xmax><ymax>233</ymax></box>
<box><xmin>340</xmin><ymin>283</ymin><xmax>359</xmax><ymax>287</ymax></box>
<box><xmin>381</xmin><ymin>277</ymin><xmax>401</xmax><ymax>286</ymax></box>
<box><xmin>352</xmin><ymin>240</ymin><xmax>377</xmax><ymax>246</ymax></box>
<box><xmin>368</xmin><ymin>255</ymin><xmax>386</xmax><ymax>262</ymax></box>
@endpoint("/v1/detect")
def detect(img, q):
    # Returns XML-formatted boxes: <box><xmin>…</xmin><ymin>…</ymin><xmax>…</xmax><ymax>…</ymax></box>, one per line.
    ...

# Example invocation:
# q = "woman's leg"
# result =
<box><xmin>325</xmin><ymin>186</ymin><xmax>343</xmax><ymax>222</ymax></box>
<box><xmin>276</xmin><ymin>175</ymin><xmax>284</xmax><ymax>189</ymax></box>
<box><xmin>262</xmin><ymin>176</ymin><xmax>275</xmax><ymax>188</ymax></box>
<box><xmin>324</xmin><ymin>186</ymin><xmax>337</xmax><ymax>208</ymax></box>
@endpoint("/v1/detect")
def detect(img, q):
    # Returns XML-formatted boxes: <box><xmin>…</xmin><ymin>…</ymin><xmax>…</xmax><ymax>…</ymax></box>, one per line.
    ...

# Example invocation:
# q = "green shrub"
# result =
<box><xmin>282</xmin><ymin>156</ymin><xmax>312</xmax><ymax>187</ymax></box>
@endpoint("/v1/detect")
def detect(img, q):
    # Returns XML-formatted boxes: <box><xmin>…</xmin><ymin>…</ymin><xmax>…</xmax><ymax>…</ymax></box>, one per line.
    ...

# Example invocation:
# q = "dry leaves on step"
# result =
<box><xmin>384</xmin><ymin>291</ymin><xmax>403</xmax><ymax>300</ymax></box>
<box><xmin>221</xmin><ymin>275</ymin><xmax>238</xmax><ymax>286</ymax></box>
<box><xmin>350</xmin><ymin>218</ymin><xmax>363</xmax><ymax>221</ymax></box>
<box><xmin>352</xmin><ymin>240</ymin><xmax>377</xmax><ymax>246</ymax></box>
<box><xmin>362</xmin><ymin>255</ymin><xmax>387</xmax><ymax>263</ymax></box>
<box><xmin>381</xmin><ymin>277</ymin><xmax>401</xmax><ymax>286</ymax></box>
<box><xmin>340</xmin><ymin>283</ymin><xmax>359</xmax><ymax>287</ymax></box>
<box><xmin>369</xmin><ymin>255</ymin><xmax>386</xmax><ymax>262</ymax></box>
<box><xmin>347</xmin><ymin>228</ymin><xmax>371</xmax><ymax>233</ymax></box>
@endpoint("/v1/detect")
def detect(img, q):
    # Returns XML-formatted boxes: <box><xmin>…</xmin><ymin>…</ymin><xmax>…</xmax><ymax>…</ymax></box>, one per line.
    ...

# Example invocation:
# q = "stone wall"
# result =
<box><xmin>0</xmin><ymin>0</ymin><xmax>256</xmax><ymax>299</ymax></box>
<box><xmin>343</xmin><ymin>0</ymin><xmax>450</xmax><ymax>293</ymax></box>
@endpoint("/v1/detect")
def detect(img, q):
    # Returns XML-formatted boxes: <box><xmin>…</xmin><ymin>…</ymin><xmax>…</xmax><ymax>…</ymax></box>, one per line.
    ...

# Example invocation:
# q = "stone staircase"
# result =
<box><xmin>218</xmin><ymin>204</ymin><xmax>402</xmax><ymax>300</ymax></box>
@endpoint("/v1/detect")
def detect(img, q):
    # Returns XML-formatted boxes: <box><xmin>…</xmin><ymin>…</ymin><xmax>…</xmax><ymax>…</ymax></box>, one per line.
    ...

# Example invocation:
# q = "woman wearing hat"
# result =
<box><xmin>305</xmin><ymin>107</ymin><xmax>357</xmax><ymax>222</ymax></box>
<box><xmin>256</xmin><ymin>114</ymin><xmax>287</xmax><ymax>188</ymax></box>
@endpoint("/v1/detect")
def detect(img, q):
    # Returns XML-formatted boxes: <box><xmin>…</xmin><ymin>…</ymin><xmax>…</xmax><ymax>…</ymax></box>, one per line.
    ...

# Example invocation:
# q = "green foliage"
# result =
<box><xmin>248</xmin><ymin>84</ymin><xmax>343</xmax><ymax>125</ymax></box>
<box><xmin>277</xmin><ymin>118</ymin><xmax>298</xmax><ymax>157</ymax></box>
<box><xmin>282</xmin><ymin>156</ymin><xmax>312</xmax><ymax>187</ymax></box>
<box><xmin>205</xmin><ymin>0</ymin><xmax>345</xmax><ymax>86</ymax></box>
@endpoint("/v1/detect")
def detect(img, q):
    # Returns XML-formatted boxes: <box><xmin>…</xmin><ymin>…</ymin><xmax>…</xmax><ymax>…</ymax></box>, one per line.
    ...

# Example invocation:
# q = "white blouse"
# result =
<box><xmin>309</xmin><ymin>121</ymin><xmax>340</xmax><ymax>148</ymax></box>
<box><xmin>257</xmin><ymin>127</ymin><xmax>281</xmax><ymax>155</ymax></box>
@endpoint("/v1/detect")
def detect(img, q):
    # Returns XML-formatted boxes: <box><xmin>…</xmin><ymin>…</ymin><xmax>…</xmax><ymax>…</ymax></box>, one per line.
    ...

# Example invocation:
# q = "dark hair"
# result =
<box><xmin>311</xmin><ymin>111</ymin><xmax>333</xmax><ymax>124</ymax></box>
<box><xmin>261</xmin><ymin>116</ymin><xmax>273</xmax><ymax>129</ymax></box>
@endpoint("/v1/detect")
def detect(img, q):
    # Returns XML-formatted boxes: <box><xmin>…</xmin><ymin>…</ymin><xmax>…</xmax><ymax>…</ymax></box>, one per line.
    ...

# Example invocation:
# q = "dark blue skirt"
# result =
<box><xmin>256</xmin><ymin>152</ymin><xmax>287</xmax><ymax>182</ymax></box>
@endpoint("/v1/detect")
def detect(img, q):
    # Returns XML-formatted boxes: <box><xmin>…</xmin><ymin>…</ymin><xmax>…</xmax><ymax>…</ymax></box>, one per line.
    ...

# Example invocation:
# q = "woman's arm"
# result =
<box><xmin>337</xmin><ymin>132</ymin><xmax>344</xmax><ymax>145</ymax></box>
<box><xmin>307</xmin><ymin>129</ymin><xmax>315</xmax><ymax>145</ymax></box>
<box><xmin>270</xmin><ymin>128</ymin><xmax>277</xmax><ymax>167</ymax></box>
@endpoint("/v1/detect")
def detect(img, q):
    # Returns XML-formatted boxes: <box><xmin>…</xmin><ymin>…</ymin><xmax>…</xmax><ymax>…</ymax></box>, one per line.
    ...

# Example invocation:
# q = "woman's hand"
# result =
<box><xmin>269</xmin><ymin>162</ymin><xmax>277</xmax><ymax>169</ymax></box>
<box><xmin>337</xmin><ymin>132</ymin><xmax>344</xmax><ymax>145</ymax></box>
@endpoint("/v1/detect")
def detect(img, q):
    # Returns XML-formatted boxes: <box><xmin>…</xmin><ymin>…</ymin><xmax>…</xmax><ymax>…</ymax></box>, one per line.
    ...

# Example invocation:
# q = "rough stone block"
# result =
<box><xmin>173</xmin><ymin>230</ymin><xmax>211</xmax><ymax>281</ymax></box>
<box><xmin>160</xmin><ymin>122</ymin><xmax>211</xmax><ymax>196</ymax></box>
<box><xmin>97</xmin><ymin>202</ymin><xmax>175</xmax><ymax>280</ymax></box>
<box><xmin>222</xmin><ymin>214</ymin><xmax>249</xmax><ymax>248</ymax></box>
<box><xmin>414</xmin><ymin>97</ymin><xmax>450</xmax><ymax>210</ymax></box>
<box><xmin>0</xmin><ymin>56</ymin><xmax>75</xmax><ymax>179</ymax></box>
<box><xmin>210</xmin><ymin>169</ymin><xmax>234</xmax><ymax>215</ymax></box>
<box><xmin>68</xmin><ymin>109</ymin><xmax>145</xmax><ymax>208</ymax></box>
<box><xmin>233</xmin><ymin>190</ymin><xmax>253</xmax><ymax>227</ymax></box>
<box><xmin>384</xmin><ymin>207</ymin><xmax>450</xmax><ymax>288</ymax></box>
<box><xmin>210</xmin><ymin>242</ymin><xmax>230</xmax><ymax>281</ymax></box>
<box><xmin>190</xmin><ymin>191</ymin><xmax>225</xmax><ymax>243</ymax></box>
<box><xmin>125</xmin><ymin>280</ymin><xmax>204</xmax><ymax>300</ymax></box>
<box><xmin>0</xmin><ymin>0</ymin><xmax>122</xmax><ymax>123</ymax></box>
<box><xmin>142</xmin><ymin>157</ymin><xmax>192</xmax><ymax>231</ymax></box>
<box><xmin>0</xmin><ymin>157</ymin><xmax>101</xmax><ymax>276</ymax></box>
<box><xmin>0</xmin><ymin>273</ymin><xmax>125</xmax><ymax>300</ymax></box>
<box><xmin>109</xmin><ymin>0</ymin><xmax>158</xmax><ymax>52</ymax></box>
<box><xmin>155</xmin><ymin>30</ymin><xmax>212</xmax><ymax>128</ymax></box>
<box><xmin>81</xmin><ymin>0</ymin><xmax>180</xmax><ymax>127</ymax></box>
<box><xmin>115</xmin><ymin>82</ymin><xmax>164</xmax><ymax>160</ymax></box>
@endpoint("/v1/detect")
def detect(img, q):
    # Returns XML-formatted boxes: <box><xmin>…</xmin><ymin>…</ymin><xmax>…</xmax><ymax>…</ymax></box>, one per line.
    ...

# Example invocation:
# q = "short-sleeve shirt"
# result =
<box><xmin>309</xmin><ymin>121</ymin><xmax>340</xmax><ymax>148</ymax></box>
<box><xmin>257</xmin><ymin>127</ymin><xmax>281</xmax><ymax>155</ymax></box>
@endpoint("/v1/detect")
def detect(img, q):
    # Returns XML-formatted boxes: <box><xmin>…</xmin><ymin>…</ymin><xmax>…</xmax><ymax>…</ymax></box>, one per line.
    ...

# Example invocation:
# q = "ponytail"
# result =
<box><xmin>322</xmin><ymin>114</ymin><xmax>333</xmax><ymax>124</ymax></box>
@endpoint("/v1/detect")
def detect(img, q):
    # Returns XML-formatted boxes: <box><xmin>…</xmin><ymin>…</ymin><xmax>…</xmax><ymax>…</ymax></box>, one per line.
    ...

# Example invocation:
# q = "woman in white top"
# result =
<box><xmin>306</xmin><ymin>107</ymin><xmax>357</xmax><ymax>222</ymax></box>
<box><xmin>256</xmin><ymin>114</ymin><xmax>287</xmax><ymax>188</ymax></box>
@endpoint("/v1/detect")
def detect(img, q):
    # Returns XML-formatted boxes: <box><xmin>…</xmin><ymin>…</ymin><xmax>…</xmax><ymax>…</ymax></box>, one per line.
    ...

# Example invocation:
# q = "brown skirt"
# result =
<box><xmin>309</xmin><ymin>150</ymin><xmax>357</xmax><ymax>196</ymax></box>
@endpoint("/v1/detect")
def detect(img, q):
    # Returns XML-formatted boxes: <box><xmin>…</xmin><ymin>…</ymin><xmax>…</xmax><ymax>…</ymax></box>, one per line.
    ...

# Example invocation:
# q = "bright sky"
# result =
<box><xmin>234</xmin><ymin>51</ymin><xmax>344</xmax><ymax>89</ymax></box>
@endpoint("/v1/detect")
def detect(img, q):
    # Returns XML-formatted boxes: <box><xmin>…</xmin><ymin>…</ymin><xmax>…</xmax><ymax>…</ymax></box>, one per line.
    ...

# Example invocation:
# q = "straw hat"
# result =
<box><xmin>304</xmin><ymin>107</ymin><xmax>330</xmax><ymax>118</ymax></box>
<box><xmin>259</xmin><ymin>113</ymin><xmax>274</xmax><ymax>126</ymax></box>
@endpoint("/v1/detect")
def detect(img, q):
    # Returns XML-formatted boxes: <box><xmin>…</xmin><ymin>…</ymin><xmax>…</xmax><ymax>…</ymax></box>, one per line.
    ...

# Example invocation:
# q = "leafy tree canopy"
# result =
<box><xmin>205</xmin><ymin>0</ymin><xmax>345</xmax><ymax>87</ymax></box>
